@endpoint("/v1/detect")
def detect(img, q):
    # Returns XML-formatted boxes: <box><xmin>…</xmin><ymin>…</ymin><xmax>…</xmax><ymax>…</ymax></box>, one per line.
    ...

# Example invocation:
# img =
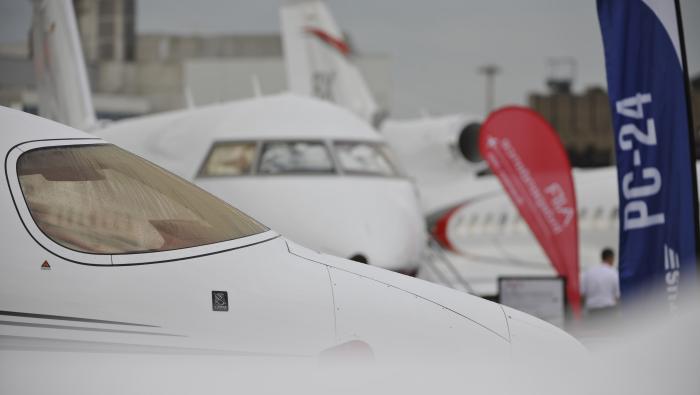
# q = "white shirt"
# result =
<box><xmin>581</xmin><ymin>263</ymin><xmax>620</xmax><ymax>310</ymax></box>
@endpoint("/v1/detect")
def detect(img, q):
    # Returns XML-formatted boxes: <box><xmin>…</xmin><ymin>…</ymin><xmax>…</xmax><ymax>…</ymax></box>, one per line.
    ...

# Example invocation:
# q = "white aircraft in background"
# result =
<box><xmin>278</xmin><ymin>0</ymin><xmax>635</xmax><ymax>297</ymax></box>
<box><xmin>30</xmin><ymin>0</ymin><xmax>426</xmax><ymax>274</ymax></box>
<box><xmin>0</xmin><ymin>106</ymin><xmax>584</xmax><ymax>366</ymax></box>
<box><xmin>99</xmin><ymin>94</ymin><xmax>426</xmax><ymax>273</ymax></box>
<box><xmin>429</xmin><ymin>168</ymin><xmax>619</xmax><ymax>295</ymax></box>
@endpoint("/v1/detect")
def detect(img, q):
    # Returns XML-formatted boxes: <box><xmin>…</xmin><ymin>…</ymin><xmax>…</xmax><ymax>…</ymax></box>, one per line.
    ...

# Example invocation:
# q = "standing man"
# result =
<box><xmin>581</xmin><ymin>248</ymin><xmax>620</xmax><ymax>322</ymax></box>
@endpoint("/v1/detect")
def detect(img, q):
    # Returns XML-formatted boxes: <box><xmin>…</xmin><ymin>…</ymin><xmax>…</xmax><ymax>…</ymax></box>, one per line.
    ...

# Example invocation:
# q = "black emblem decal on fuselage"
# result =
<box><xmin>212</xmin><ymin>291</ymin><xmax>228</xmax><ymax>312</ymax></box>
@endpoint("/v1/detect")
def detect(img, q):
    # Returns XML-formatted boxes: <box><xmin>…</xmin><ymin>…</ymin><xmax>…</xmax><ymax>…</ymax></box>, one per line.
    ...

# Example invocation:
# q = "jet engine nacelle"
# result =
<box><xmin>456</xmin><ymin>122</ymin><xmax>483</xmax><ymax>163</ymax></box>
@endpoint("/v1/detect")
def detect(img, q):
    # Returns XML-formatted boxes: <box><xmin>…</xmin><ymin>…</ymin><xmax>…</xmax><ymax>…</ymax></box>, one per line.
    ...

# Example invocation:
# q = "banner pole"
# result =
<box><xmin>673</xmin><ymin>0</ymin><xmax>700</xmax><ymax>275</ymax></box>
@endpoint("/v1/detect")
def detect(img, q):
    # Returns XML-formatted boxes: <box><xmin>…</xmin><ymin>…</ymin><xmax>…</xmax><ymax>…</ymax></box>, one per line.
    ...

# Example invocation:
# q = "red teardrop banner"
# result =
<box><xmin>479</xmin><ymin>106</ymin><xmax>580</xmax><ymax>316</ymax></box>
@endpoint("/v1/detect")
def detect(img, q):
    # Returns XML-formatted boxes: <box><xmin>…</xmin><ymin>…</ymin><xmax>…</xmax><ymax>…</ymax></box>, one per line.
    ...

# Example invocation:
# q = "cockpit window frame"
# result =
<box><xmin>197</xmin><ymin>138</ymin><xmax>406</xmax><ymax>179</ymax></box>
<box><xmin>6</xmin><ymin>139</ymin><xmax>278</xmax><ymax>266</ymax></box>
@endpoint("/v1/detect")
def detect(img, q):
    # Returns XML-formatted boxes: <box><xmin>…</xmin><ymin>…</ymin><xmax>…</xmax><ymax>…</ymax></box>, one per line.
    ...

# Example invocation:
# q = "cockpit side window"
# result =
<box><xmin>198</xmin><ymin>141</ymin><xmax>257</xmax><ymax>177</ymax></box>
<box><xmin>333</xmin><ymin>141</ymin><xmax>399</xmax><ymax>177</ymax></box>
<box><xmin>258</xmin><ymin>141</ymin><xmax>335</xmax><ymax>175</ymax></box>
<box><xmin>17</xmin><ymin>145</ymin><xmax>267</xmax><ymax>254</ymax></box>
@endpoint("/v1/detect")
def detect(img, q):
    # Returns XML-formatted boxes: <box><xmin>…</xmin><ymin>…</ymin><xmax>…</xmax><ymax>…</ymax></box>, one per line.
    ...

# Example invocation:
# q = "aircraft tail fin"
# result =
<box><xmin>280</xmin><ymin>0</ymin><xmax>380</xmax><ymax>126</ymax></box>
<box><xmin>31</xmin><ymin>0</ymin><xmax>97</xmax><ymax>131</ymax></box>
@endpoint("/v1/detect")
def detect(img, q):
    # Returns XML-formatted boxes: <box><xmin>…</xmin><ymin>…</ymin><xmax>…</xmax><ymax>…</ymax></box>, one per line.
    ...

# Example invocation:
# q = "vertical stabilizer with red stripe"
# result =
<box><xmin>280</xmin><ymin>0</ymin><xmax>379</xmax><ymax>125</ymax></box>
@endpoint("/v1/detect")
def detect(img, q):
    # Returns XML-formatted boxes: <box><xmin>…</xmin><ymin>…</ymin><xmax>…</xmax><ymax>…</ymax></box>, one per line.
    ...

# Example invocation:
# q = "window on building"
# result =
<box><xmin>98</xmin><ymin>0</ymin><xmax>115</xmax><ymax>60</ymax></box>
<box><xmin>123</xmin><ymin>0</ymin><xmax>136</xmax><ymax>61</ymax></box>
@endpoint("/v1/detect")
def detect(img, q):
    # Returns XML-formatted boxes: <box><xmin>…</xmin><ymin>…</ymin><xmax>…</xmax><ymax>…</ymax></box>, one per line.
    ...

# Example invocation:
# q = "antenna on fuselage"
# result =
<box><xmin>183</xmin><ymin>85</ymin><xmax>196</xmax><ymax>109</ymax></box>
<box><xmin>251</xmin><ymin>74</ymin><xmax>263</xmax><ymax>98</ymax></box>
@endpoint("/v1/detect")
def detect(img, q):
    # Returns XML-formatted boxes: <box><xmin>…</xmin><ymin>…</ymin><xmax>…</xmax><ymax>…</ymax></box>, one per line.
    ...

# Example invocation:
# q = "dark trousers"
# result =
<box><xmin>587</xmin><ymin>305</ymin><xmax>618</xmax><ymax>324</ymax></box>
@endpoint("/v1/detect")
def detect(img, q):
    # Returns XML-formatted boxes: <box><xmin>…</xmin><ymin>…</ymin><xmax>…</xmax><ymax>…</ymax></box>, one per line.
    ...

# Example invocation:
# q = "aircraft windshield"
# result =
<box><xmin>17</xmin><ymin>145</ymin><xmax>267</xmax><ymax>254</ymax></box>
<box><xmin>258</xmin><ymin>141</ymin><xmax>335</xmax><ymax>174</ymax></box>
<box><xmin>334</xmin><ymin>142</ymin><xmax>399</xmax><ymax>177</ymax></box>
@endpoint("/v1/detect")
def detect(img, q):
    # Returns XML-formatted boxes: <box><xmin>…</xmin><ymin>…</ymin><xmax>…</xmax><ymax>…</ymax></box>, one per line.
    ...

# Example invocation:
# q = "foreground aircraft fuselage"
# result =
<box><xmin>97</xmin><ymin>94</ymin><xmax>426</xmax><ymax>274</ymax></box>
<box><xmin>0</xmin><ymin>107</ymin><xmax>583</xmax><ymax>361</ymax></box>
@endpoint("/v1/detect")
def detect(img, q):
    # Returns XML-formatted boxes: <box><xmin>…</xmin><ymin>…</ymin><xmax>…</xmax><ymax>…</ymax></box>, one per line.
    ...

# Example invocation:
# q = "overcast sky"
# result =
<box><xmin>1</xmin><ymin>0</ymin><xmax>698</xmax><ymax>118</ymax></box>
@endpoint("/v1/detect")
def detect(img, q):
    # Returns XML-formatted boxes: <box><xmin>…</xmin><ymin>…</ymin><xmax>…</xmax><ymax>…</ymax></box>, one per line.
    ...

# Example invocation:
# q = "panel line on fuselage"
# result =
<box><xmin>0</xmin><ymin>321</ymin><xmax>183</xmax><ymax>337</ymax></box>
<box><xmin>286</xmin><ymin>247</ymin><xmax>511</xmax><ymax>343</ymax></box>
<box><xmin>0</xmin><ymin>310</ymin><xmax>158</xmax><ymax>327</ymax></box>
<box><xmin>0</xmin><ymin>335</ymin><xmax>314</xmax><ymax>357</ymax></box>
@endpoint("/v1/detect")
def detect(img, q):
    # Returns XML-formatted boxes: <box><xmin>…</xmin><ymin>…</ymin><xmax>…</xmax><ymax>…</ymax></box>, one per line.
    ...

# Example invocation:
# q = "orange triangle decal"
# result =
<box><xmin>41</xmin><ymin>260</ymin><xmax>51</xmax><ymax>269</ymax></box>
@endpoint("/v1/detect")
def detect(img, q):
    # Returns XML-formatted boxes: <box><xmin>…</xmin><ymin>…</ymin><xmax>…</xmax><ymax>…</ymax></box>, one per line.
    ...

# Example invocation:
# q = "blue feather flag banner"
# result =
<box><xmin>597</xmin><ymin>0</ymin><xmax>698</xmax><ymax>310</ymax></box>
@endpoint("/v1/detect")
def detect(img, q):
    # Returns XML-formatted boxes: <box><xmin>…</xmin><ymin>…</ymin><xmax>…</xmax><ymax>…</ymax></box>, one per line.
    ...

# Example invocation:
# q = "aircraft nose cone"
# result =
<box><xmin>359</xmin><ymin>186</ymin><xmax>427</xmax><ymax>272</ymax></box>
